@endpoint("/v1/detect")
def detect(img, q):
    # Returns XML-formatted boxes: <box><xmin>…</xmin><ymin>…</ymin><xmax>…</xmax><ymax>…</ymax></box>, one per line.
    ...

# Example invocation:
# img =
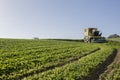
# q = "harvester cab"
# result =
<box><xmin>84</xmin><ymin>28</ymin><xmax>106</xmax><ymax>43</ymax></box>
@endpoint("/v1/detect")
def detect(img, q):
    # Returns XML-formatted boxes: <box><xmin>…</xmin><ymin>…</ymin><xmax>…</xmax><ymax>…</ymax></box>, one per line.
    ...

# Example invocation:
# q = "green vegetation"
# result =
<box><xmin>99</xmin><ymin>41</ymin><xmax>120</xmax><ymax>80</ymax></box>
<box><xmin>108</xmin><ymin>38</ymin><xmax>120</xmax><ymax>42</ymax></box>
<box><xmin>0</xmin><ymin>39</ymin><xmax>98</xmax><ymax>80</ymax></box>
<box><xmin>0</xmin><ymin>38</ymin><xmax>119</xmax><ymax>80</ymax></box>
<box><xmin>24</xmin><ymin>47</ymin><xmax>114</xmax><ymax>80</ymax></box>
<box><xmin>99</xmin><ymin>62</ymin><xmax>120</xmax><ymax>80</ymax></box>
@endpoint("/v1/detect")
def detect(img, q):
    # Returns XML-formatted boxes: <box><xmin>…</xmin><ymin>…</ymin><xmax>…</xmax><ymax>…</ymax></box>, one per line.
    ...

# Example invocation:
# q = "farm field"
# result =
<box><xmin>99</xmin><ymin>40</ymin><xmax>120</xmax><ymax>80</ymax></box>
<box><xmin>108</xmin><ymin>38</ymin><xmax>120</xmax><ymax>42</ymax></box>
<box><xmin>0</xmin><ymin>39</ymin><xmax>120</xmax><ymax>80</ymax></box>
<box><xmin>99</xmin><ymin>50</ymin><xmax>120</xmax><ymax>80</ymax></box>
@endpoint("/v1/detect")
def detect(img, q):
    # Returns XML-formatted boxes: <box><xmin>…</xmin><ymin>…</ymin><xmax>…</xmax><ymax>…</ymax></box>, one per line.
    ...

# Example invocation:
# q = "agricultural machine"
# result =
<box><xmin>84</xmin><ymin>28</ymin><xmax>106</xmax><ymax>43</ymax></box>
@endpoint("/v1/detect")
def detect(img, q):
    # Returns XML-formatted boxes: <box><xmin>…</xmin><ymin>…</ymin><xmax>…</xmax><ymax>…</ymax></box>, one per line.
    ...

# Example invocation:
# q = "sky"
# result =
<box><xmin>0</xmin><ymin>0</ymin><xmax>120</xmax><ymax>39</ymax></box>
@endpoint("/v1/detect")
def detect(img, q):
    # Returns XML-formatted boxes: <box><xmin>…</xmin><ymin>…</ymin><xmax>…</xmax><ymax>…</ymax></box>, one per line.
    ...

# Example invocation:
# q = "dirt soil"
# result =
<box><xmin>113</xmin><ymin>50</ymin><xmax>120</xmax><ymax>64</ymax></box>
<box><xmin>99</xmin><ymin>49</ymin><xmax>120</xmax><ymax>80</ymax></box>
<box><xmin>85</xmin><ymin>49</ymin><xmax>117</xmax><ymax>80</ymax></box>
<box><xmin>104</xmin><ymin>49</ymin><xmax>120</xmax><ymax>73</ymax></box>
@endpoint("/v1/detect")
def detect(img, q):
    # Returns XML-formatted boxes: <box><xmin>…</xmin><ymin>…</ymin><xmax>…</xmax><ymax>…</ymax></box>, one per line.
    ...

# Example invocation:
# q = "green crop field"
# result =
<box><xmin>0</xmin><ymin>39</ymin><xmax>120</xmax><ymax>80</ymax></box>
<box><xmin>108</xmin><ymin>38</ymin><xmax>120</xmax><ymax>42</ymax></box>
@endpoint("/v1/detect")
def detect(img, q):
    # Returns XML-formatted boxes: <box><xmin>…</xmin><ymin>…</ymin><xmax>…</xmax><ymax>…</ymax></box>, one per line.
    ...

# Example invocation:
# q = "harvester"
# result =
<box><xmin>84</xmin><ymin>28</ymin><xmax>106</xmax><ymax>43</ymax></box>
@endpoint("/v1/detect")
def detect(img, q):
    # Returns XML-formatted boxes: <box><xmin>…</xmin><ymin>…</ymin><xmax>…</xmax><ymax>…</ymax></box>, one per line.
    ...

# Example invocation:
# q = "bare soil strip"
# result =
<box><xmin>113</xmin><ymin>49</ymin><xmax>120</xmax><ymax>64</ymax></box>
<box><xmin>18</xmin><ymin>48</ymin><xmax>100</xmax><ymax>80</ymax></box>
<box><xmin>84</xmin><ymin>49</ymin><xmax>117</xmax><ymax>80</ymax></box>
<box><xmin>99</xmin><ymin>49</ymin><xmax>120</xmax><ymax>80</ymax></box>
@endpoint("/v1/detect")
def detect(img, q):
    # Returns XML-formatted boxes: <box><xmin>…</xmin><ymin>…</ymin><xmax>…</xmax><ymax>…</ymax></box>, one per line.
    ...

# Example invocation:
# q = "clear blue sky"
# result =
<box><xmin>0</xmin><ymin>0</ymin><xmax>120</xmax><ymax>39</ymax></box>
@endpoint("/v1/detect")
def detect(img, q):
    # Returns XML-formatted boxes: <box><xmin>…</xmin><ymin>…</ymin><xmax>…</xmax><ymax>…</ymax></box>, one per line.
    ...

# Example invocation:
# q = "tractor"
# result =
<box><xmin>84</xmin><ymin>28</ymin><xmax>106</xmax><ymax>43</ymax></box>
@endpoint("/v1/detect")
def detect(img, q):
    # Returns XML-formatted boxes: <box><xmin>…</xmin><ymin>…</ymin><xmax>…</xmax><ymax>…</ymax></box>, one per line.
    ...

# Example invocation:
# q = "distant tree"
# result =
<box><xmin>34</xmin><ymin>37</ymin><xmax>39</xmax><ymax>40</ymax></box>
<box><xmin>108</xmin><ymin>34</ymin><xmax>120</xmax><ymax>38</ymax></box>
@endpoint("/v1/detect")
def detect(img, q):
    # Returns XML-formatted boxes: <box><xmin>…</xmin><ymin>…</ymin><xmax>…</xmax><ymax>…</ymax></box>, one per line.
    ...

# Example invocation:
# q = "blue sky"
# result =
<box><xmin>0</xmin><ymin>0</ymin><xmax>120</xmax><ymax>39</ymax></box>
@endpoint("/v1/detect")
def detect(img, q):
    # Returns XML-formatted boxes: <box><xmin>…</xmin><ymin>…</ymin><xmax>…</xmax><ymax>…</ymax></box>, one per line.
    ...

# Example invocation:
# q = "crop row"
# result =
<box><xmin>99</xmin><ymin>63</ymin><xmax>120</xmax><ymax>80</ymax></box>
<box><xmin>99</xmin><ymin>41</ymin><xmax>120</xmax><ymax>80</ymax></box>
<box><xmin>0</xmin><ymin>39</ymin><xmax>98</xmax><ymax>80</ymax></box>
<box><xmin>99</xmin><ymin>50</ymin><xmax>120</xmax><ymax>80</ymax></box>
<box><xmin>24</xmin><ymin>47</ymin><xmax>115</xmax><ymax>80</ymax></box>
